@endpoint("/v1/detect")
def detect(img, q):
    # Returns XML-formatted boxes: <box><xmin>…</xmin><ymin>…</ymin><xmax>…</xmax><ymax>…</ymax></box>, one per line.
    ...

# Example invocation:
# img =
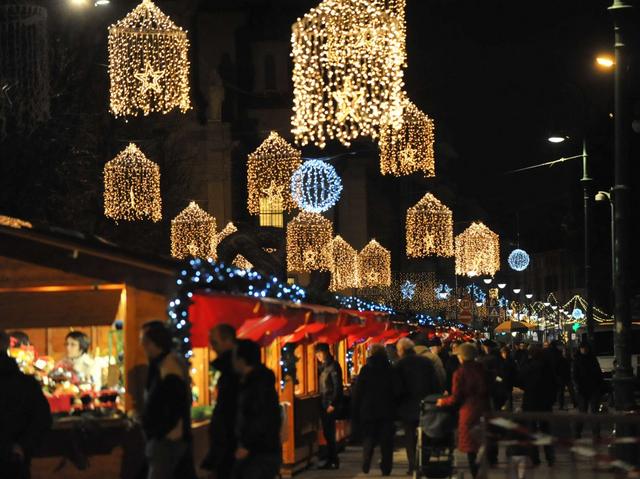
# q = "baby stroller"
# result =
<box><xmin>415</xmin><ymin>394</ymin><xmax>457</xmax><ymax>479</ymax></box>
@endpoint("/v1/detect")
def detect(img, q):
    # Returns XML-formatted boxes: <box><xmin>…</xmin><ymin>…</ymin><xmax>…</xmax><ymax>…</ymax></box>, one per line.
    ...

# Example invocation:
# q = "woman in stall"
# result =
<box><xmin>62</xmin><ymin>331</ymin><xmax>95</xmax><ymax>384</ymax></box>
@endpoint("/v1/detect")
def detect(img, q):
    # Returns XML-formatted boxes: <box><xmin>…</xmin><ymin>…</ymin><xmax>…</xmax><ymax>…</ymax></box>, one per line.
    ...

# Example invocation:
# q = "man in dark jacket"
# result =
<box><xmin>232</xmin><ymin>339</ymin><xmax>281</xmax><ymax>479</ymax></box>
<box><xmin>572</xmin><ymin>342</ymin><xmax>604</xmax><ymax>438</ymax></box>
<box><xmin>0</xmin><ymin>330</ymin><xmax>52</xmax><ymax>479</ymax></box>
<box><xmin>478</xmin><ymin>339</ymin><xmax>502</xmax><ymax>466</ymax></box>
<box><xmin>394</xmin><ymin>338</ymin><xmax>441</xmax><ymax>475</ymax></box>
<box><xmin>315</xmin><ymin>342</ymin><xmax>343</xmax><ymax>469</ymax></box>
<box><xmin>202</xmin><ymin>324</ymin><xmax>238</xmax><ymax>478</ymax></box>
<box><xmin>353</xmin><ymin>343</ymin><xmax>397</xmax><ymax>476</ymax></box>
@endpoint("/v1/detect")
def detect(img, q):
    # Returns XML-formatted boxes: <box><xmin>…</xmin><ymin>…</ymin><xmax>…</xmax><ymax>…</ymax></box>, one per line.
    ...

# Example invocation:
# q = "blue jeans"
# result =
<box><xmin>145</xmin><ymin>438</ymin><xmax>188</xmax><ymax>479</ymax></box>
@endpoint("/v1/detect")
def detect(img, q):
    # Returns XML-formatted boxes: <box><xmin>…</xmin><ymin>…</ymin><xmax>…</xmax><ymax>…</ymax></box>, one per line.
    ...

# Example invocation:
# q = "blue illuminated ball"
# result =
<box><xmin>290</xmin><ymin>160</ymin><xmax>342</xmax><ymax>213</ymax></box>
<box><xmin>572</xmin><ymin>308</ymin><xmax>584</xmax><ymax>320</ymax></box>
<box><xmin>508</xmin><ymin>248</ymin><xmax>530</xmax><ymax>271</ymax></box>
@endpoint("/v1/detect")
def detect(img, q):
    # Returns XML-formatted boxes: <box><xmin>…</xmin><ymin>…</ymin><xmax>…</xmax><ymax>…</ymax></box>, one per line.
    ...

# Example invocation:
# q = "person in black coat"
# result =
<box><xmin>352</xmin><ymin>343</ymin><xmax>397</xmax><ymax>476</ymax></box>
<box><xmin>572</xmin><ymin>342</ymin><xmax>604</xmax><ymax>438</ymax></box>
<box><xmin>444</xmin><ymin>340</ymin><xmax>462</xmax><ymax>393</ymax></box>
<box><xmin>315</xmin><ymin>342</ymin><xmax>343</xmax><ymax>470</ymax></box>
<box><xmin>517</xmin><ymin>346</ymin><xmax>556</xmax><ymax>466</ymax></box>
<box><xmin>0</xmin><ymin>330</ymin><xmax>52</xmax><ymax>479</ymax></box>
<box><xmin>202</xmin><ymin>324</ymin><xmax>238</xmax><ymax>478</ymax></box>
<box><xmin>394</xmin><ymin>338</ymin><xmax>441</xmax><ymax>475</ymax></box>
<box><xmin>232</xmin><ymin>339</ymin><xmax>281</xmax><ymax>479</ymax></box>
<box><xmin>497</xmin><ymin>346</ymin><xmax>518</xmax><ymax>411</ymax></box>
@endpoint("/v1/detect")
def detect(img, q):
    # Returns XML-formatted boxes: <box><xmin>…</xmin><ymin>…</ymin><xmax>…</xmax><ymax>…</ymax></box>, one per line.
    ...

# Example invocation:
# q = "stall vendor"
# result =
<box><xmin>63</xmin><ymin>331</ymin><xmax>96</xmax><ymax>385</ymax></box>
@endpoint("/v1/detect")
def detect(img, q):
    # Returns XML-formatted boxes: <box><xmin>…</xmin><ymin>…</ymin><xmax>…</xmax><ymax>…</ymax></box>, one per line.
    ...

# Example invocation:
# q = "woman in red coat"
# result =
<box><xmin>437</xmin><ymin>343</ymin><xmax>489</xmax><ymax>478</ymax></box>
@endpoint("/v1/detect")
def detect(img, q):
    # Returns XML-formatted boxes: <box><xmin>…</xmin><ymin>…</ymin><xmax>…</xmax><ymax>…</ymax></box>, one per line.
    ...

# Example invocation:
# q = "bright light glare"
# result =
<box><xmin>548</xmin><ymin>136</ymin><xmax>566</xmax><ymax>144</ymax></box>
<box><xmin>596</xmin><ymin>56</ymin><xmax>614</xmax><ymax>68</ymax></box>
<box><xmin>95</xmin><ymin>0</ymin><xmax>111</xmax><ymax>5</ymax></box>
<box><xmin>69</xmin><ymin>0</ymin><xmax>89</xmax><ymax>6</ymax></box>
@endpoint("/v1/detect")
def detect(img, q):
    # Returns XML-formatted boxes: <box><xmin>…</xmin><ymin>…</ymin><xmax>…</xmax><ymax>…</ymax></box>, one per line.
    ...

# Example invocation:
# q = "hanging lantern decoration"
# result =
<box><xmin>406</xmin><ymin>193</ymin><xmax>453</xmax><ymax>258</ymax></box>
<box><xmin>291</xmin><ymin>160</ymin><xmax>343</xmax><ymax>213</ymax></box>
<box><xmin>329</xmin><ymin>235</ymin><xmax>359</xmax><ymax>291</ymax></box>
<box><xmin>171</xmin><ymin>202</ymin><xmax>216</xmax><ymax>259</ymax></box>
<box><xmin>358</xmin><ymin>239</ymin><xmax>391</xmax><ymax>288</ymax></box>
<box><xmin>455</xmin><ymin>222</ymin><xmax>500</xmax><ymax>277</ymax></box>
<box><xmin>508</xmin><ymin>248</ymin><xmax>530</xmax><ymax>272</ymax></box>
<box><xmin>247</xmin><ymin>132</ymin><xmax>302</xmax><ymax>215</ymax></box>
<box><xmin>380</xmin><ymin>98</ymin><xmax>435</xmax><ymax>177</ymax></box>
<box><xmin>286</xmin><ymin>212</ymin><xmax>333</xmax><ymax>273</ymax></box>
<box><xmin>291</xmin><ymin>0</ymin><xmax>406</xmax><ymax>148</ymax></box>
<box><xmin>103</xmin><ymin>143</ymin><xmax>162</xmax><ymax>222</ymax></box>
<box><xmin>0</xmin><ymin>3</ymin><xmax>49</xmax><ymax>134</ymax></box>
<box><xmin>108</xmin><ymin>0</ymin><xmax>190</xmax><ymax>117</ymax></box>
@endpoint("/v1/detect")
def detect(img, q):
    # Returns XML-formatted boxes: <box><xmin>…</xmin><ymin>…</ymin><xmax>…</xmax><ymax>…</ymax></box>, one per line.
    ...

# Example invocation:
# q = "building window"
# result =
<box><xmin>259</xmin><ymin>195</ymin><xmax>283</xmax><ymax>228</ymax></box>
<box><xmin>264</xmin><ymin>54</ymin><xmax>276</xmax><ymax>91</ymax></box>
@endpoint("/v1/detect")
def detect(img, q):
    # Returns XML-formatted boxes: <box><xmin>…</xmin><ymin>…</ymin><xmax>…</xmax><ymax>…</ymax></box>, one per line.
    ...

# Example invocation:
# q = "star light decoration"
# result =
<box><xmin>329</xmin><ymin>236</ymin><xmax>359</xmax><ymax>291</ymax></box>
<box><xmin>103</xmin><ymin>143</ymin><xmax>162</xmax><ymax>222</ymax></box>
<box><xmin>247</xmin><ymin>132</ymin><xmax>302</xmax><ymax>215</ymax></box>
<box><xmin>290</xmin><ymin>160</ymin><xmax>343</xmax><ymax>213</ymax></box>
<box><xmin>455</xmin><ymin>222</ymin><xmax>501</xmax><ymax>277</ymax></box>
<box><xmin>508</xmin><ymin>248</ymin><xmax>531</xmax><ymax>272</ymax></box>
<box><xmin>108</xmin><ymin>0</ymin><xmax>190</xmax><ymax>117</ymax></box>
<box><xmin>400</xmin><ymin>280</ymin><xmax>416</xmax><ymax>300</ymax></box>
<box><xmin>171</xmin><ymin>202</ymin><xmax>216</xmax><ymax>259</ymax></box>
<box><xmin>357</xmin><ymin>240</ymin><xmax>391</xmax><ymax>288</ymax></box>
<box><xmin>406</xmin><ymin>193</ymin><xmax>454</xmax><ymax>258</ymax></box>
<box><xmin>286</xmin><ymin>212</ymin><xmax>333</xmax><ymax>273</ymax></box>
<box><xmin>380</xmin><ymin>98</ymin><xmax>435</xmax><ymax>177</ymax></box>
<box><xmin>291</xmin><ymin>0</ymin><xmax>406</xmax><ymax>148</ymax></box>
<box><xmin>435</xmin><ymin>283</ymin><xmax>452</xmax><ymax>300</ymax></box>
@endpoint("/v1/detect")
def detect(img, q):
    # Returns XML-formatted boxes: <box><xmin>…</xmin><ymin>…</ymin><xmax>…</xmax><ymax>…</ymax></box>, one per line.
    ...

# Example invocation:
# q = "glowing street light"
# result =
<box><xmin>596</xmin><ymin>55</ymin><xmax>615</xmax><ymax>69</ymax></box>
<box><xmin>547</xmin><ymin>136</ymin><xmax>567</xmax><ymax>144</ymax></box>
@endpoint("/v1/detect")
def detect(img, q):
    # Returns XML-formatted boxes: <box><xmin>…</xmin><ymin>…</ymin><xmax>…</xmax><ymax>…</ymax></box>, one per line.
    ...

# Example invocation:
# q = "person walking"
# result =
<box><xmin>140</xmin><ymin>321</ymin><xmax>196</xmax><ymax>479</ymax></box>
<box><xmin>517</xmin><ymin>346</ymin><xmax>556</xmax><ymax>466</ymax></box>
<box><xmin>444</xmin><ymin>340</ymin><xmax>462</xmax><ymax>393</ymax></box>
<box><xmin>352</xmin><ymin>343</ymin><xmax>397</xmax><ymax>476</ymax></box>
<box><xmin>497</xmin><ymin>346</ymin><xmax>518</xmax><ymax>411</ymax></box>
<box><xmin>0</xmin><ymin>330</ymin><xmax>52</xmax><ymax>479</ymax></box>
<box><xmin>315</xmin><ymin>343</ymin><xmax>343</xmax><ymax>470</ymax></box>
<box><xmin>415</xmin><ymin>340</ymin><xmax>446</xmax><ymax>392</ymax></box>
<box><xmin>202</xmin><ymin>324</ymin><xmax>238</xmax><ymax>478</ymax></box>
<box><xmin>478</xmin><ymin>339</ymin><xmax>502</xmax><ymax>466</ymax></box>
<box><xmin>572</xmin><ymin>342</ymin><xmax>604</xmax><ymax>438</ymax></box>
<box><xmin>232</xmin><ymin>339</ymin><xmax>282</xmax><ymax>479</ymax></box>
<box><xmin>395</xmin><ymin>338</ymin><xmax>441</xmax><ymax>475</ymax></box>
<box><xmin>437</xmin><ymin>343</ymin><xmax>489</xmax><ymax>478</ymax></box>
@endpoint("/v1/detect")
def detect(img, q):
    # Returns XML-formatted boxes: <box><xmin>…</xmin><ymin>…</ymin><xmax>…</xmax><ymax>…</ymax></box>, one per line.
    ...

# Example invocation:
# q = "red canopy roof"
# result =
<box><xmin>237</xmin><ymin>315</ymin><xmax>288</xmax><ymax>346</ymax></box>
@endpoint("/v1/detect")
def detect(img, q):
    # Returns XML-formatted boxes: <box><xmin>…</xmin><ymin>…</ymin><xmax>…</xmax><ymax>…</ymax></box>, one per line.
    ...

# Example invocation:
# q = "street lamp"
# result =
<box><xmin>498</xmin><ymin>283</ymin><xmax>507</xmax><ymax>289</ymax></box>
<box><xmin>513</xmin><ymin>288</ymin><xmax>521</xmax><ymax>294</ymax></box>
<box><xmin>547</xmin><ymin>136</ymin><xmax>567</xmax><ymax>143</ymax></box>
<box><xmin>596</xmin><ymin>55</ymin><xmax>615</xmax><ymax>69</ymax></box>
<box><xmin>525</xmin><ymin>293</ymin><xmax>533</xmax><ymax>300</ymax></box>
<box><xmin>595</xmin><ymin>190</ymin><xmax>615</xmax><ymax>289</ymax></box>
<box><xmin>483</xmin><ymin>278</ymin><xmax>492</xmax><ymax>285</ymax></box>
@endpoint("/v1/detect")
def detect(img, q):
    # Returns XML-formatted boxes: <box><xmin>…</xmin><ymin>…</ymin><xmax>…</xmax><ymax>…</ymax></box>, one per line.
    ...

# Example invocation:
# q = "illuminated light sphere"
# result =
<box><xmin>406</xmin><ymin>193</ymin><xmax>453</xmax><ymax>258</ymax></box>
<box><xmin>291</xmin><ymin>160</ymin><xmax>343</xmax><ymax>213</ymax></box>
<box><xmin>508</xmin><ymin>248</ymin><xmax>530</xmax><ymax>271</ymax></box>
<box><xmin>358</xmin><ymin>239</ymin><xmax>391</xmax><ymax>288</ymax></box>
<box><xmin>572</xmin><ymin>308</ymin><xmax>585</xmax><ymax>320</ymax></box>
<box><xmin>247</xmin><ymin>132</ymin><xmax>302</xmax><ymax>215</ymax></box>
<box><xmin>400</xmin><ymin>280</ymin><xmax>416</xmax><ymax>300</ymax></box>
<box><xmin>171</xmin><ymin>202</ymin><xmax>216</xmax><ymax>259</ymax></box>
<box><xmin>108</xmin><ymin>0</ymin><xmax>191</xmax><ymax>117</ymax></box>
<box><xmin>455</xmin><ymin>222</ymin><xmax>500</xmax><ymax>277</ymax></box>
<box><xmin>286</xmin><ymin>212</ymin><xmax>334</xmax><ymax>273</ymax></box>
<box><xmin>291</xmin><ymin>0</ymin><xmax>406</xmax><ymax>148</ymax></box>
<box><xmin>380</xmin><ymin>98</ymin><xmax>435</xmax><ymax>177</ymax></box>
<box><xmin>103</xmin><ymin>143</ymin><xmax>162</xmax><ymax>222</ymax></box>
<box><xmin>329</xmin><ymin>235</ymin><xmax>359</xmax><ymax>291</ymax></box>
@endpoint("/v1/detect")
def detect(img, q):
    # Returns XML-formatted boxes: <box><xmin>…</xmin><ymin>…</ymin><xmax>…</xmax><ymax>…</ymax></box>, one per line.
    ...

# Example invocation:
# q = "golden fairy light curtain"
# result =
<box><xmin>406</xmin><ymin>193</ymin><xmax>453</xmax><ymax>258</ymax></box>
<box><xmin>455</xmin><ymin>222</ymin><xmax>500</xmax><ymax>277</ymax></box>
<box><xmin>171</xmin><ymin>202</ymin><xmax>216</xmax><ymax>259</ymax></box>
<box><xmin>291</xmin><ymin>0</ymin><xmax>406</xmax><ymax>148</ymax></box>
<box><xmin>108</xmin><ymin>0</ymin><xmax>190</xmax><ymax>117</ymax></box>
<box><xmin>103</xmin><ymin>143</ymin><xmax>162</xmax><ymax>222</ymax></box>
<box><xmin>358</xmin><ymin>239</ymin><xmax>391</xmax><ymax>288</ymax></box>
<box><xmin>380</xmin><ymin>98</ymin><xmax>435</xmax><ymax>177</ymax></box>
<box><xmin>329</xmin><ymin>235</ymin><xmax>359</xmax><ymax>291</ymax></box>
<box><xmin>286</xmin><ymin>212</ymin><xmax>333</xmax><ymax>273</ymax></box>
<box><xmin>247</xmin><ymin>132</ymin><xmax>301</xmax><ymax>215</ymax></box>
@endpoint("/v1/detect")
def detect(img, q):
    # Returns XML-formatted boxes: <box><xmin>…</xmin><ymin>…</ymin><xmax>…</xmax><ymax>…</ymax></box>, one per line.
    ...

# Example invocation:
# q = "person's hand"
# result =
<box><xmin>326</xmin><ymin>405</ymin><xmax>335</xmax><ymax>414</ymax></box>
<box><xmin>11</xmin><ymin>444</ymin><xmax>25</xmax><ymax>461</ymax></box>
<box><xmin>235</xmin><ymin>447</ymin><xmax>249</xmax><ymax>460</ymax></box>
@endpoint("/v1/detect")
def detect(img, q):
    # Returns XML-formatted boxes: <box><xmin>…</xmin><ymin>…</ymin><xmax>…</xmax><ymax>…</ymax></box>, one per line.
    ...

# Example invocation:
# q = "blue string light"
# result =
<box><xmin>508</xmin><ymin>248</ymin><xmax>530</xmax><ymax>271</ymax></box>
<box><xmin>290</xmin><ymin>160</ymin><xmax>343</xmax><ymax>213</ymax></box>
<box><xmin>335</xmin><ymin>295</ymin><xmax>395</xmax><ymax>314</ymax></box>
<box><xmin>466</xmin><ymin>284</ymin><xmax>486</xmax><ymax>304</ymax></box>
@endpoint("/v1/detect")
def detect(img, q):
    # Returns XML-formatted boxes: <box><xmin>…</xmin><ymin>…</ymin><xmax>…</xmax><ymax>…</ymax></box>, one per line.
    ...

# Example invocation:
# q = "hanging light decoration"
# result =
<box><xmin>103</xmin><ymin>143</ymin><xmax>162</xmax><ymax>222</ymax></box>
<box><xmin>508</xmin><ymin>248</ymin><xmax>530</xmax><ymax>272</ymax></box>
<box><xmin>379</xmin><ymin>97</ymin><xmax>435</xmax><ymax>177</ymax></box>
<box><xmin>171</xmin><ymin>202</ymin><xmax>216</xmax><ymax>259</ymax></box>
<box><xmin>406</xmin><ymin>193</ymin><xmax>453</xmax><ymax>258</ymax></box>
<box><xmin>329</xmin><ymin>235</ymin><xmax>359</xmax><ymax>291</ymax></box>
<box><xmin>286</xmin><ymin>212</ymin><xmax>333</xmax><ymax>273</ymax></box>
<box><xmin>358</xmin><ymin>239</ymin><xmax>391</xmax><ymax>288</ymax></box>
<box><xmin>291</xmin><ymin>160</ymin><xmax>343</xmax><ymax>213</ymax></box>
<box><xmin>108</xmin><ymin>0</ymin><xmax>190</xmax><ymax>117</ymax></box>
<box><xmin>247</xmin><ymin>132</ymin><xmax>302</xmax><ymax>215</ymax></box>
<box><xmin>291</xmin><ymin>0</ymin><xmax>406</xmax><ymax>148</ymax></box>
<box><xmin>455</xmin><ymin>222</ymin><xmax>500</xmax><ymax>277</ymax></box>
<box><xmin>210</xmin><ymin>221</ymin><xmax>237</xmax><ymax>260</ymax></box>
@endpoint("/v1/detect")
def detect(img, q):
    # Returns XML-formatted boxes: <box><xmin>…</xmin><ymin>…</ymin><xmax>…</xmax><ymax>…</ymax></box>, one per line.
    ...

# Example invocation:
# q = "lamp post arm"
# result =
<box><xmin>506</xmin><ymin>153</ymin><xmax>586</xmax><ymax>174</ymax></box>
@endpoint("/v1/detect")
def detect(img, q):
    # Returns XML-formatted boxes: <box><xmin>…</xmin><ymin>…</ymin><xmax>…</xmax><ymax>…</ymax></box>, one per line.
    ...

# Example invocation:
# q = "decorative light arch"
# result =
<box><xmin>455</xmin><ymin>222</ymin><xmax>500</xmax><ymax>277</ymax></box>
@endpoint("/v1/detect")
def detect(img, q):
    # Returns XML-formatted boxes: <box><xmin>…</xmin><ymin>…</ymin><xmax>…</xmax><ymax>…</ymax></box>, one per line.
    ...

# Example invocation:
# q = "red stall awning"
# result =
<box><xmin>237</xmin><ymin>315</ymin><xmax>288</xmax><ymax>346</ymax></box>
